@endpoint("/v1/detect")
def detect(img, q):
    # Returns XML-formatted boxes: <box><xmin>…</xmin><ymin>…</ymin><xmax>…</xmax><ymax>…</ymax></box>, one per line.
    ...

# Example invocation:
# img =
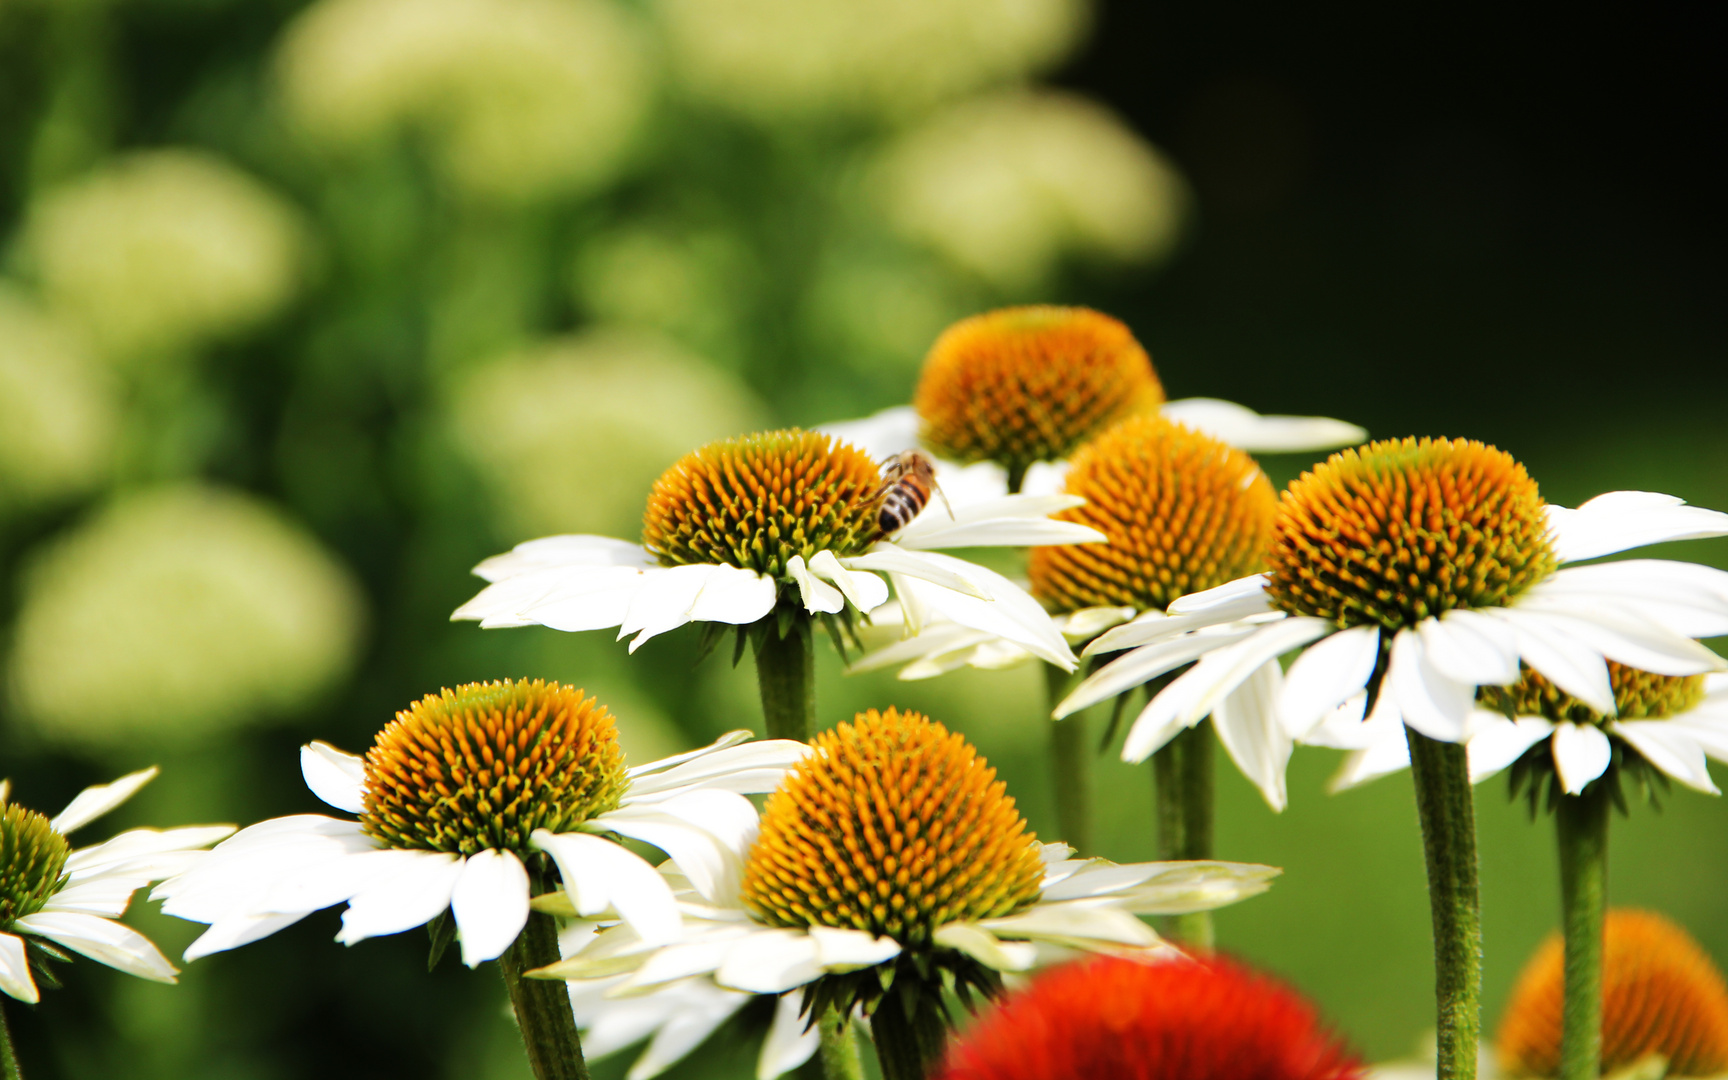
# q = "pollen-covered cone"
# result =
<box><xmin>936</xmin><ymin>953</ymin><xmax>1365</xmax><ymax>1080</ymax></box>
<box><xmin>1497</xmin><ymin>909</ymin><xmax>1728</xmax><ymax>1078</ymax></box>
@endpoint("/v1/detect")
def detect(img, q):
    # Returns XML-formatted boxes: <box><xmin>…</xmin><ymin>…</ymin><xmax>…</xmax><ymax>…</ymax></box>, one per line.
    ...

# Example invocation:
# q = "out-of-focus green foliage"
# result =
<box><xmin>0</xmin><ymin>0</ymin><xmax>1724</xmax><ymax>1076</ymax></box>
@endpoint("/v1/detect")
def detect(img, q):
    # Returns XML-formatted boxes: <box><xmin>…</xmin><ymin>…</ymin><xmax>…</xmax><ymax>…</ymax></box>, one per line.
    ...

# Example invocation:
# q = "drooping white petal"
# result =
<box><xmin>51</xmin><ymin>767</ymin><xmax>158</xmax><ymax>835</ymax></box>
<box><xmin>1084</xmin><ymin>604</ymin><xmax>1276</xmax><ymax>657</ymax></box>
<box><xmin>808</xmin><ymin>550</ymin><xmax>890</xmax><ymax>613</ymax></box>
<box><xmin>1279</xmin><ymin>625</ymin><xmax>1379</xmax><ymax>738</ymax></box>
<box><xmin>931</xmin><ymin>924</ymin><xmax>1039</xmax><ymax>971</ymax></box>
<box><xmin>14</xmin><ymin>911</ymin><xmax>177</xmax><ymax>984</ymax></box>
<box><xmin>1420</xmin><ymin>612</ymin><xmax>1521</xmax><ymax>686</ymax></box>
<box><xmin>64</xmin><ymin>824</ymin><xmax>236</xmax><ymax>881</ymax></box>
<box><xmin>893</xmin><ymin>494</ymin><xmax>1105</xmax><ymax>550</ymax></box>
<box><xmin>532</xmin><ymin>830</ymin><xmax>682</xmax><ymax>946</ymax></box>
<box><xmin>1057</xmin><ymin>606</ymin><xmax>1138</xmax><ymax>642</ymax></box>
<box><xmin>715</xmin><ymin>929</ymin><xmax>824</xmax><ymax>993</ymax></box>
<box><xmin>183</xmin><ymin>912</ymin><xmax>313</xmax><ymax>961</ymax></box>
<box><xmin>1059</xmin><ymin>625</ymin><xmax>1260</xmax><ymax>718</ymax></box>
<box><xmin>472</xmin><ymin>535</ymin><xmax>658</xmax><ymax>582</ymax></box>
<box><xmin>1492</xmin><ymin>609</ymin><xmax>1616</xmax><ymax>715</ymax></box>
<box><xmin>808</xmin><ymin>927</ymin><xmax>901</xmax><ymax>970</ymax></box>
<box><xmin>1547</xmin><ymin>491</ymin><xmax>1728</xmax><ymax>564</ymax></box>
<box><xmin>625</xmin><ymin>731</ymin><xmax>752</xmax><ymax>778</ymax></box>
<box><xmin>1611</xmin><ymin>722</ymin><xmax>1720</xmax><ymax>793</ymax></box>
<box><xmin>1550</xmin><ymin>723</ymin><xmax>1613</xmax><ymax>795</ymax></box>
<box><xmin>0</xmin><ymin>932</ymin><xmax>39</xmax><ymax>1003</ymax></box>
<box><xmin>624</xmin><ymin>738</ymin><xmax>810</xmax><ymax>800</ymax></box>
<box><xmin>786</xmin><ymin>555</ymin><xmax>844</xmax><ymax>615</ymax></box>
<box><xmin>1158</xmin><ymin>397</ymin><xmax>1367</xmax><ymax>453</ymax></box>
<box><xmin>846</xmin><ymin>622</ymin><xmax>997</xmax><ymax>675</ymax></box>
<box><xmin>1387</xmin><ymin>629</ymin><xmax>1474</xmax><ymax>743</ymax></box>
<box><xmin>881</xmin><ymin>550</ymin><xmax>1075</xmax><ymax>668</ymax></box>
<box><xmin>300</xmin><ymin>742</ymin><xmax>367</xmax><ymax>814</ymax></box>
<box><xmin>1165</xmin><ymin>574</ymin><xmax>1273</xmax><ymax>618</ymax></box>
<box><xmin>1122</xmin><ymin>618</ymin><xmax>1332</xmax><ymax>762</ymax></box>
<box><xmin>626</xmin><ymin>929</ymin><xmax>756</xmax><ymax>988</ymax></box>
<box><xmin>817</xmin><ymin>405</ymin><xmax>919</xmax><ymax>459</ymax></box>
<box><xmin>154</xmin><ymin>817</ymin><xmax>383</xmax><ymax>924</ymax></box>
<box><xmin>1105</xmin><ymin>861</ymin><xmax>1280</xmax><ymax>913</ymax></box>
<box><xmin>841</xmin><ymin>546</ymin><xmax>987</xmax><ymax>599</ymax></box>
<box><xmin>1329</xmin><ymin>724</ymin><xmax>1413</xmax><ymax>792</ymax></box>
<box><xmin>1211</xmin><ymin>661</ymin><xmax>1291</xmax><ymax>811</ymax></box>
<box><xmin>450</xmin><ymin>849</ymin><xmax>531</xmax><ymax>967</ymax></box>
<box><xmin>1467</xmin><ymin>716</ymin><xmax>1556</xmax><ymax>783</ymax></box>
<box><xmin>757</xmin><ymin>989</ymin><xmax>822</xmax><ymax>1080</ymax></box>
<box><xmin>1297</xmin><ymin>692</ymin><xmax>1370</xmax><ymax>749</ymax></box>
<box><xmin>1536</xmin><ymin>560</ymin><xmax>1728</xmax><ymax>639</ymax></box>
<box><xmin>39</xmin><ymin>876</ymin><xmax>142</xmax><ymax>919</ymax></box>
<box><xmin>626</xmin><ymin>982</ymin><xmax>757</xmax><ymax>1080</ymax></box>
<box><xmin>590</xmin><ymin>801</ymin><xmax>747</xmax><ymax>905</ymax></box>
<box><xmin>337</xmin><ymin>851</ymin><xmax>464</xmax><ymax>945</ymax></box>
<box><xmin>455</xmin><ymin>565</ymin><xmax>647</xmax><ymax>630</ymax></box>
<box><xmin>1507</xmin><ymin>594</ymin><xmax>1726</xmax><ymax>676</ymax></box>
<box><xmin>620</xmin><ymin>565</ymin><xmax>778</xmax><ymax>651</ymax></box>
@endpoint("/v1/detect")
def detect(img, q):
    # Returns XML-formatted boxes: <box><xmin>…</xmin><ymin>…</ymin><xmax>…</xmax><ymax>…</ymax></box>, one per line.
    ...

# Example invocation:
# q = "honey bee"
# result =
<box><xmin>873</xmin><ymin>449</ymin><xmax>952</xmax><ymax>537</ymax></box>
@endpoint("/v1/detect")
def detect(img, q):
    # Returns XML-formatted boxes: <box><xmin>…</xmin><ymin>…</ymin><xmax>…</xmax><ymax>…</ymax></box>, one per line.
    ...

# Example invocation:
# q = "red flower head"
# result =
<box><xmin>936</xmin><ymin>953</ymin><xmax>1364</xmax><ymax>1080</ymax></box>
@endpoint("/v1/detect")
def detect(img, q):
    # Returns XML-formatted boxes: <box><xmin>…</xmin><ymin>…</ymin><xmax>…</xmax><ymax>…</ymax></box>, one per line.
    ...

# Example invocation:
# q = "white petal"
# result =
<box><xmin>456</xmin><ymin>565</ymin><xmax>647</xmax><ymax>629</ymax></box>
<box><xmin>807</xmin><ymin>927</ymin><xmax>900</xmax><ymax>970</ymax></box>
<box><xmin>757</xmin><ymin>989</ymin><xmax>822</xmax><ymax>1080</ymax></box>
<box><xmin>1421</xmin><ymin>611</ymin><xmax>1521</xmax><ymax>686</ymax></box>
<box><xmin>590</xmin><ymin>802</ymin><xmax>746</xmax><ymax>904</ymax></box>
<box><xmin>931</xmin><ymin>924</ymin><xmax>1039</xmax><ymax>971</ymax></box>
<box><xmin>65</xmin><ymin>824</ymin><xmax>236</xmax><ymax>880</ymax></box>
<box><xmin>532</xmin><ymin>830</ymin><xmax>682</xmax><ymax>946</ymax></box>
<box><xmin>625</xmin><ymin>730</ymin><xmax>753</xmax><ymax>778</ymax></box>
<box><xmin>14</xmin><ymin>911</ymin><xmax>177</xmax><ymax>983</ymax></box>
<box><xmin>817</xmin><ymin>405</ymin><xmax>919</xmax><ymax>459</ymax></box>
<box><xmin>1298</xmin><ymin>691</ymin><xmax>1370</xmax><ymax>749</ymax></box>
<box><xmin>51</xmin><ymin>767</ymin><xmax>158</xmax><ymax>834</ymax></box>
<box><xmin>1535</xmin><ymin>561</ymin><xmax>1728</xmax><ymax>640</ymax></box>
<box><xmin>847</xmin><ymin>623</ymin><xmax>997</xmax><ymax>676</ymax></box>
<box><xmin>1547</xmin><ymin>491</ymin><xmax>1728</xmax><ymax>563</ymax></box>
<box><xmin>1059</xmin><ymin>625</ymin><xmax>1260</xmax><ymax>718</ymax></box>
<box><xmin>1211</xmin><ymin>662</ymin><xmax>1292</xmax><ymax>811</ymax></box>
<box><xmin>625</xmin><ymin>738</ymin><xmax>810</xmax><ymax>800</ymax></box>
<box><xmin>1551</xmin><ymin>723</ymin><xmax>1613</xmax><ymax>795</ymax></box>
<box><xmin>841</xmin><ymin>546</ymin><xmax>988</xmax><ymax>599</ymax></box>
<box><xmin>184</xmin><ymin>912</ymin><xmax>313</xmax><ymax>961</ymax></box>
<box><xmin>337</xmin><ymin>851</ymin><xmax>464</xmax><ymax>945</ymax></box>
<box><xmin>880</xmin><ymin>550</ymin><xmax>1075</xmax><ymax>668</ymax></box>
<box><xmin>472</xmin><ymin>535</ymin><xmax>657</xmax><ymax>582</ymax></box>
<box><xmin>893</xmin><ymin>494</ymin><xmax>1106</xmax><ymax>550</ymax></box>
<box><xmin>1467</xmin><ymin>716</ymin><xmax>1555</xmax><ymax>783</ymax></box>
<box><xmin>300</xmin><ymin>742</ymin><xmax>367</xmax><ymax>814</ymax></box>
<box><xmin>626</xmin><ymin>983</ymin><xmax>755</xmax><ymax>1080</ymax></box>
<box><xmin>0</xmin><ymin>932</ymin><xmax>39</xmax><ymax>1003</ymax></box>
<box><xmin>1122</xmin><ymin>618</ymin><xmax>1332</xmax><ymax>761</ymax></box>
<box><xmin>1509</xmin><ymin>594</ymin><xmax>1726</xmax><ymax>676</ymax></box>
<box><xmin>1278</xmin><ymin>625</ymin><xmax>1379</xmax><ymax>738</ymax></box>
<box><xmin>1158</xmin><ymin>397</ymin><xmax>1367</xmax><ymax>453</ymax></box>
<box><xmin>1328</xmin><ymin>724</ymin><xmax>1413</xmax><ymax>792</ymax></box>
<box><xmin>1165</xmin><ymin>574</ymin><xmax>1273</xmax><ymax>617</ymax></box>
<box><xmin>1611</xmin><ymin>722</ymin><xmax>1720</xmax><ymax>793</ymax></box>
<box><xmin>1387</xmin><ymin>629</ymin><xmax>1474</xmax><ymax>743</ymax></box>
<box><xmin>1057</xmin><ymin>606</ymin><xmax>1138</xmax><ymax>642</ymax></box>
<box><xmin>1492</xmin><ymin>609</ymin><xmax>1616</xmax><ymax>715</ymax></box>
<box><xmin>716</xmin><ymin>930</ymin><xmax>824</xmax><ymax>993</ymax></box>
<box><xmin>621</xmin><ymin>565</ymin><xmax>777</xmax><ymax>651</ymax></box>
<box><xmin>809</xmin><ymin>550</ymin><xmax>889</xmax><ymax>613</ymax></box>
<box><xmin>1097</xmin><ymin>860</ymin><xmax>1280</xmax><ymax>914</ymax></box>
<box><xmin>786</xmin><ymin>555</ymin><xmax>844</xmax><ymax>615</ymax></box>
<box><xmin>450</xmin><ymin>849</ymin><xmax>531</xmax><ymax>967</ymax></box>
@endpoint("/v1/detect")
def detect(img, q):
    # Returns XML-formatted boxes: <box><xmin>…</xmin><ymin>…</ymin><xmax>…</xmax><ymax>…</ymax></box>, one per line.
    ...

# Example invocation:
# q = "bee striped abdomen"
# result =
<box><xmin>877</xmin><ymin>484</ymin><xmax>930</xmax><ymax>536</ymax></box>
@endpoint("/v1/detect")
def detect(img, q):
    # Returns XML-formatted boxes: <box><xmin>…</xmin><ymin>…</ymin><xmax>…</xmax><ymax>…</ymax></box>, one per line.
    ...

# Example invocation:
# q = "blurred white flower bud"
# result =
<box><xmin>8</xmin><ymin>485</ymin><xmax>366</xmax><ymax>747</ymax></box>
<box><xmin>448</xmin><ymin>329</ymin><xmax>766</xmax><ymax>540</ymax></box>
<box><xmin>875</xmin><ymin>90</ymin><xmax>1190</xmax><ymax>291</ymax></box>
<box><xmin>653</xmin><ymin>0</ymin><xmax>1087</xmax><ymax>123</ymax></box>
<box><xmin>0</xmin><ymin>288</ymin><xmax>118</xmax><ymax>508</ymax></box>
<box><xmin>276</xmin><ymin>0</ymin><xmax>654</xmax><ymax>202</ymax></box>
<box><xmin>24</xmin><ymin>150</ymin><xmax>307</xmax><ymax>364</ymax></box>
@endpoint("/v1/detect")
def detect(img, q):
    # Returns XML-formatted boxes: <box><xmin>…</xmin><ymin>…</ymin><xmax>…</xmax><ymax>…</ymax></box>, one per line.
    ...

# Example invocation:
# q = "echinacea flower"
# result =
<box><xmin>1497</xmin><ymin>909</ymin><xmax>1728</xmax><ymax>1078</ymax></box>
<box><xmin>537</xmin><ymin>708</ymin><xmax>1277</xmax><ymax>1076</ymax></box>
<box><xmin>452</xmin><ymin>428</ymin><xmax>1100</xmax><ymax>669</ymax></box>
<box><xmin>1</xmin><ymin>768</ymin><xmax>233</xmax><ymax>1003</ymax></box>
<box><xmin>1066</xmin><ymin>440</ymin><xmax>1728</xmax><ymax>756</ymax></box>
<box><xmin>824</xmin><ymin>305</ymin><xmax>1364</xmax><ymax>496</ymax></box>
<box><xmin>935</xmin><ymin>953</ymin><xmax>1365</xmax><ymax>1080</ymax></box>
<box><xmin>154</xmin><ymin>680</ymin><xmax>808</xmax><ymax>967</ymax></box>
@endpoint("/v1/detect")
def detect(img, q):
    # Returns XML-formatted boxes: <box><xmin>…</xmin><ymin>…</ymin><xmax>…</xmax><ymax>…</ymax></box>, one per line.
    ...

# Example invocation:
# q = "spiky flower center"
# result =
<box><xmin>740</xmin><ymin>708</ymin><xmax>1044</xmax><ymax>948</ymax></box>
<box><xmin>1480</xmin><ymin>662</ymin><xmax>1705</xmax><ymax>726</ymax></box>
<box><xmin>1028</xmin><ymin>416</ymin><xmax>1275</xmax><ymax>615</ymax></box>
<box><xmin>360</xmin><ymin>680</ymin><xmax>628</xmax><ymax>857</ymax></box>
<box><xmin>913</xmin><ymin>306</ymin><xmax>1164</xmax><ymax>481</ymax></box>
<box><xmin>1265</xmin><ymin>438</ymin><xmax>1557</xmax><ymax>632</ymax></box>
<box><xmin>1498</xmin><ymin>909</ymin><xmax>1728</xmax><ymax>1077</ymax></box>
<box><xmin>641</xmin><ymin>429</ymin><xmax>882</xmax><ymax>580</ymax></box>
<box><xmin>1</xmin><ymin>803</ymin><xmax>69</xmax><ymax>925</ymax></box>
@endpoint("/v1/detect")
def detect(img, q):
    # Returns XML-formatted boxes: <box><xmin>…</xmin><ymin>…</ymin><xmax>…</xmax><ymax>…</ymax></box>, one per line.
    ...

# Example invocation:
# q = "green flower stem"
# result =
<box><xmin>870</xmin><ymin>993</ymin><xmax>948</xmax><ymax>1080</ymax></box>
<box><xmin>1405</xmin><ymin>728</ymin><xmax>1483</xmax><ymax>1080</ymax></box>
<box><xmin>1</xmin><ymin>996</ymin><xmax>22</xmax><ymax>1080</ymax></box>
<box><xmin>1557</xmin><ymin>784</ymin><xmax>1610</xmax><ymax>1080</ymax></box>
<box><xmin>815</xmin><ymin>1007</ymin><xmax>865</xmax><ymax>1080</ymax></box>
<box><xmin>1152</xmin><ymin>722</ymin><xmax>1216</xmax><ymax>949</ymax></box>
<box><xmin>500</xmin><ymin>887</ymin><xmax>590</xmax><ymax>1080</ymax></box>
<box><xmin>756</xmin><ymin>621</ymin><xmax>816</xmax><ymax>743</ymax></box>
<box><xmin>1044</xmin><ymin>663</ymin><xmax>1092</xmax><ymax>856</ymax></box>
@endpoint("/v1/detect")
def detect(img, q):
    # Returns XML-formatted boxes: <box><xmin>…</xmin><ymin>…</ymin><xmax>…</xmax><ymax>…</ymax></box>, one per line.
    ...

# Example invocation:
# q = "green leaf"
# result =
<box><xmin>427</xmin><ymin>909</ymin><xmax>457</xmax><ymax>972</ymax></box>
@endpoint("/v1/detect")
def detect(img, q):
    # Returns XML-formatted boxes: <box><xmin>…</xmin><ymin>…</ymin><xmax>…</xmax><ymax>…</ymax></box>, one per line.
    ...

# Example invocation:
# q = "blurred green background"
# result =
<box><xmin>1</xmin><ymin>0</ymin><xmax>1723</xmax><ymax>1076</ymax></box>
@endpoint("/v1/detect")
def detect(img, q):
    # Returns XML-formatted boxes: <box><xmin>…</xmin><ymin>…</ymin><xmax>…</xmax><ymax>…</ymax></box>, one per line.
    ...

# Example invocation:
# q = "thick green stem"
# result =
<box><xmin>500</xmin><ymin>897</ymin><xmax>590</xmax><ymax>1080</ymax></box>
<box><xmin>870</xmin><ymin>994</ymin><xmax>948</xmax><ymax>1080</ymax></box>
<box><xmin>1152</xmin><ymin>723</ymin><xmax>1215</xmax><ymax>949</ymax></box>
<box><xmin>1557</xmin><ymin>785</ymin><xmax>1610</xmax><ymax>1080</ymax></box>
<box><xmin>756</xmin><ymin>621</ymin><xmax>816</xmax><ymax>742</ymax></box>
<box><xmin>1405</xmin><ymin>728</ymin><xmax>1482</xmax><ymax>1080</ymax></box>
<box><xmin>816</xmin><ymin>1008</ymin><xmax>865</xmax><ymax>1080</ymax></box>
<box><xmin>1044</xmin><ymin>663</ymin><xmax>1092</xmax><ymax>856</ymax></box>
<box><xmin>1</xmin><ymin>997</ymin><xmax>22</xmax><ymax>1080</ymax></box>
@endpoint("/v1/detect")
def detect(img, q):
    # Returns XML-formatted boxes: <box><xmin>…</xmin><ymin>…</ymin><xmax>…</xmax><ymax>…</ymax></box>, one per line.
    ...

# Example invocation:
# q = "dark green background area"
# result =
<box><xmin>3</xmin><ymin>0</ymin><xmax>1725</xmax><ymax>1077</ymax></box>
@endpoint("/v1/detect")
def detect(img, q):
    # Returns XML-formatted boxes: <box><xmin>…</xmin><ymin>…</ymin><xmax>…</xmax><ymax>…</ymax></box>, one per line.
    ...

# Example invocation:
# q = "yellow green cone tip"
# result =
<box><xmin>1266</xmin><ymin>436</ymin><xmax>1557</xmax><ymax>631</ymax></box>
<box><xmin>740</xmin><ymin>707</ymin><xmax>1045</xmax><ymax>947</ymax></box>
<box><xmin>360</xmin><ymin>679</ymin><xmax>628</xmax><ymax>857</ymax></box>
<box><xmin>1482</xmin><ymin>662</ymin><xmax>1705</xmax><ymax>728</ymax></box>
<box><xmin>1</xmin><ymin>802</ymin><xmax>70</xmax><ymax>925</ymax></box>
<box><xmin>641</xmin><ymin>429</ymin><xmax>882</xmax><ymax>579</ymax></box>
<box><xmin>913</xmin><ymin>306</ymin><xmax>1164</xmax><ymax>477</ymax></box>
<box><xmin>1029</xmin><ymin>414</ymin><xmax>1276</xmax><ymax>615</ymax></box>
